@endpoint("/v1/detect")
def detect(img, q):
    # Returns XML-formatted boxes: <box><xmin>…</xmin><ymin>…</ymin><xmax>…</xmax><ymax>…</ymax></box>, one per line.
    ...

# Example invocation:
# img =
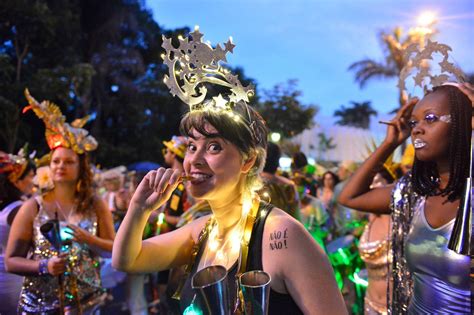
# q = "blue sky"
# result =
<box><xmin>149</xmin><ymin>0</ymin><xmax>473</xmax><ymax>122</ymax></box>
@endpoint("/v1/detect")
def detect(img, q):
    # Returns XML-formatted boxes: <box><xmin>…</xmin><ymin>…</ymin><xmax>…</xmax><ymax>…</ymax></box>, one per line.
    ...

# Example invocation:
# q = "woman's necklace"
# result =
<box><xmin>54</xmin><ymin>200</ymin><xmax>76</xmax><ymax>223</ymax></box>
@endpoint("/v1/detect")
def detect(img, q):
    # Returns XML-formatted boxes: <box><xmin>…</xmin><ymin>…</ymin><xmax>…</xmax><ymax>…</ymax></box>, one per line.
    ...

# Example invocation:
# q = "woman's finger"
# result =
<box><xmin>147</xmin><ymin>170</ymin><xmax>157</xmax><ymax>191</ymax></box>
<box><xmin>157</xmin><ymin>168</ymin><xmax>174</xmax><ymax>194</ymax></box>
<box><xmin>153</xmin><ymin>168</ymin><xmax>167</xmax><ymax>193</ymax></box>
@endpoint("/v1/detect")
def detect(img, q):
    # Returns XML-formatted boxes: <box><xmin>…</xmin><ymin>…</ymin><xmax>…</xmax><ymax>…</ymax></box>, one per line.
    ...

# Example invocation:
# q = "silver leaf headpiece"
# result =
<box><xmin>398</xmin><ymin>39</ymin><xmax>465</xmax><ymax>93</ymax></box>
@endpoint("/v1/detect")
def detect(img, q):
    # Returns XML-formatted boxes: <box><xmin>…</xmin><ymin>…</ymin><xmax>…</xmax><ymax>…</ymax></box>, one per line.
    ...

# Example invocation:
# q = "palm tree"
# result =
<box><xmin>349</xmin><ymin>27</ymin><xmax>434</xmax><ymax>107</ymax></box>
<box><xmin>334</xmin><ymin>101</ymin><xmax>378</xmax><ymax>130</ymax></box>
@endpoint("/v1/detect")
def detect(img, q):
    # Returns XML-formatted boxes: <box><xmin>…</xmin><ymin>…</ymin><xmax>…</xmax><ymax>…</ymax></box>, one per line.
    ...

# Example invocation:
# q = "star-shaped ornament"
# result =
<box><xmin>224</xmin><ymin>39</ymin><xmax>235</xmax><ymax>53</ymax></box>
<box><xmin>190</xmin><ymin>29</ymin><xmax>204</xmax><ymax>42</ymax></box>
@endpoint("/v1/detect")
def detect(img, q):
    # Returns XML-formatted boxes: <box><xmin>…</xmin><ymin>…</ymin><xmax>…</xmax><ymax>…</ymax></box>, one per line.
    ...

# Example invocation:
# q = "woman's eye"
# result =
<box><xmin>408</xmin><ymin>120</ymin><xmax>417</xmax><ymax>128</ymax></box>
<box><xmin>187</xmin><ymin>144</ymin><xmax>196</xmax><ymax>152</ymax></box>
<box><xmin>424</xmin><ymin>113</ymin><xmax>438</xmax><ymax>123</ymax></box>
<box><xmin>208</xmin><ymin>143</ymin><xmax>222</xmax><ymax>152</ymax></box>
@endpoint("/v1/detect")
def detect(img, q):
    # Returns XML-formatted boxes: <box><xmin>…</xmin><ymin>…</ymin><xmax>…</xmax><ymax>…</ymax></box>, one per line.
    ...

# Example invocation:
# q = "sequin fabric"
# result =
<box><xmin>19</xmin><ymin>196</ymin><xmax>103</xmax><ymax>313</ymax></box>
<box><xmin>359</xmin><ymin>222</ymin><xmax>391</xmax><ymax>281</ymax></box>
<box><xmin>388</xmin><ymin>173</ymin><xmax>422</xmax><ymax>315</ymax></box>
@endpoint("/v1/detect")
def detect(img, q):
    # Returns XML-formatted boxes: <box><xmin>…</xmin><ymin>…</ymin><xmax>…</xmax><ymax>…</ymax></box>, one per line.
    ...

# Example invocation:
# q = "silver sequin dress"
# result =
<box><xmin>18</xmin><ymin>196</ymin><xmax>103</xmax><ymax>314</ymax></box>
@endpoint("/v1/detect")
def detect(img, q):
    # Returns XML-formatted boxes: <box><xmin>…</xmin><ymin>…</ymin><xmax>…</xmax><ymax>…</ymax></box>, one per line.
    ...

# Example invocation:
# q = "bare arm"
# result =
<box><xmin>112</xmin><ymin>168</ymin><xmax>196</xmax><ymax>273</ymax></box>
<box><xmin>263</xmin><ymin>209</ymin><xmax>347</xmax><ymax>315</ymax></box>
<box><xmin>5</xmin><ymin>198</ymin><xmax>66</xmax><ymax>276</ymax></box>
<box><xmin>338</xmin><ymin>98</ymin><xmax>418</xmax><ymax>215</ymax></box>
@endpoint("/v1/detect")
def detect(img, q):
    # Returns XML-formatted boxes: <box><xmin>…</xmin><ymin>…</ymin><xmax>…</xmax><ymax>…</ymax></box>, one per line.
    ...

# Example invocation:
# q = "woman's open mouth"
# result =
<box><xmin>189</xmin><ymin>172</ymin><xmax>212</xmax><ymax>184</ymax></box>
<box><xmin>413</xmin><ymin>138</ymin><xmax>426</xmax><ymax>149</ymax></box>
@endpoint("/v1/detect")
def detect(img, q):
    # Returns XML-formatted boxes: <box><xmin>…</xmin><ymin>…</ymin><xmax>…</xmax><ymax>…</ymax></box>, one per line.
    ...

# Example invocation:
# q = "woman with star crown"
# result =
<box><xmin>113</xmin><ymin>98</ymin><xmax>347</xmax><ymax>314</ymax></box>
<box><xmin>339</xmin><ymin>82</ymin><xmax>473</xmax><ymax>314</ymax></box>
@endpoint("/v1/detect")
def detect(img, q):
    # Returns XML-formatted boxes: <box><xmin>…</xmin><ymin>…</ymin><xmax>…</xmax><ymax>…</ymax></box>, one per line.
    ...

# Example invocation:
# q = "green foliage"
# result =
<box><xmin>0</xmin><ymin>0</ymin><xmax>197</xmax><ymax>166</ymax></box>
<box><xmin>0</xmin><ymin>0</ymin><xmax>307</xmax><ymax>167</ymax></box>
<box><xmin>256</xmin><ymin>79</ymin><xmax>317</xmax><ymax>138</ymax></box>
<box><xmin>333</xmin><ymin>101</ymin><xmax>377</xmax><ymax>130</ymax></box>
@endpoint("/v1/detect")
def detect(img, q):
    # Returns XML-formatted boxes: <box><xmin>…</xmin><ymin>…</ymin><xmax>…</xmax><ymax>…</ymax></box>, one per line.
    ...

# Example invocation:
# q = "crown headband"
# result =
<box><xmin>23</xmin><ymin>89</ymin><xmax>98</xmax><ymax>154</ymax></box>
<box><xmin>398</xmin><ymin>39</ymin><xmax>465</xmax><ymax>93</ymax></box>
<box><xmin>161</xmin><ymin>26</ymin><xmax>264</xmax><ymax>144</ymax></box>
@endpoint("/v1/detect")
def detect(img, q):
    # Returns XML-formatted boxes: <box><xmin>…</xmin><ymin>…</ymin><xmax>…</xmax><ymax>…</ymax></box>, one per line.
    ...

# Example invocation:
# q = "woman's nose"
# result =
<box><xmin>188</xmin><ymin>150</ymin><xmax>205</xmax><ymax>167</ymax></box>
<box><xmin>411</xmin><ymin>124</ymin><xmax>423</xmax><ymax>136</ymax></box>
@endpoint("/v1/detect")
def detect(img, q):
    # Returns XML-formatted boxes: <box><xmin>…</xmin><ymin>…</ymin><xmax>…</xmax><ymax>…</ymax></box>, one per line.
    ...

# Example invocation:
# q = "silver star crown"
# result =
<box><xmin>161</xmin><ymin>26</ymin><xmax>254</xmax><ymax>114</ymax></box>
<box><xmin>398</xmin><ymin>39</ymin><xmax>465</xmax><ymax>93</ymax></box>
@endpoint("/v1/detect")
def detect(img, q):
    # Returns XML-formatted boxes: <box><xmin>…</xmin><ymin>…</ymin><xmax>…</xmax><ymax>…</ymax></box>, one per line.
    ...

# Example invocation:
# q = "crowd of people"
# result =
<box><xmin>0</xmin><ymin>29</ymin><xmax>473</xmax><ymax>315</ymax></box>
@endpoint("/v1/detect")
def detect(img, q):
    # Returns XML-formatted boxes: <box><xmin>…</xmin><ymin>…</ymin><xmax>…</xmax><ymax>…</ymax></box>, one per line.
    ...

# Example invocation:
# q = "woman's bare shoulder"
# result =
<box><xmin>263</xmin><ymin>207</ymin><xmax>324</xmax><ymax>258</ymax></box>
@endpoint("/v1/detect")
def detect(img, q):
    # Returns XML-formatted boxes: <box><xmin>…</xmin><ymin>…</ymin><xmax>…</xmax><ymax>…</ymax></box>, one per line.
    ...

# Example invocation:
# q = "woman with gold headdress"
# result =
<box><xmin>5</xmin><ymin>90</ymin><xmax>115</xmax><ymax>314</ymax></box>
<box><xmin>113</xmin><ymin>29</ymin><xmax>346</xmax><ymax>314</ymax></box>
<box><xmin>0</xmin><ymin>150</ymin><xmax>35</xmax><ymax>314</ymax></box>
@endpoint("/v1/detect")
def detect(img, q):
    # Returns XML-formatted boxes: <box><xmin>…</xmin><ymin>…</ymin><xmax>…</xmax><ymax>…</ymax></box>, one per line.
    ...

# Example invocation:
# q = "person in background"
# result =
<box><xmin>260</xmin><ymin>142</ymin><xmax>300</xmax><ymax>219</ymax></box>
<box><xmin>358</xmin><ymin>164</ymin><xmax>399</xmax><ymax>315</ymax></box>
<box><xmin>100</xmin><ymin>166</ymin><xmax>131</xmax><ymax>231</ymax></box>
<box><xmin>317</xmin><ymin>171</ymin><xmax>339</xmax><ymax>213</ymax></box>
<box><xmin>6</xmin><ymin>90</ymin><xmax>115</xmax><ymax>314</ymax></box>
<box><xmin>155</xmin><ymin>136</ymin><xmax>192</xmax><ymax>314</ymax></box>
<box><xmin>0</xmin><ymin>150</ymin><xmax>35</xmax><ymax>315</ymax></box>
<box><xmin>291</xmin><ymin>151</ymin><xmax>318</xmax><ymax>198</ymax></box>
<box><xmin>332</xmin><ymin>160</ymin><xmax>365</xmax><ymax>236</ymax></box>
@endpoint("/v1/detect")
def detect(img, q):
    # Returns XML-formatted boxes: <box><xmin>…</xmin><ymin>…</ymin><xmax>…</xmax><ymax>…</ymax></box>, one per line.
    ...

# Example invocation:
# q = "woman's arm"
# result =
<box><xmin>5</xmin><ymin>198</ymin><xmax>66</xmax><ymax>276</ymax></box>
<box><xmin>338</xmin><ymin>98</ymin><xmax>418</xmax><ymax>214</ymax></box>
<box><xmin>68</xmin><ymin>197</ymin><xmax>115</xmax><ymax>257</ymax></box>
<box><xmin>264</xmin><ymin>209</ymin><xmax>347</xmax><ymax>314</ymax></box>
<box><xmin>112</xmin><ymin>168</ymin><xmax>197</xmax><ymax>273</ymax></box>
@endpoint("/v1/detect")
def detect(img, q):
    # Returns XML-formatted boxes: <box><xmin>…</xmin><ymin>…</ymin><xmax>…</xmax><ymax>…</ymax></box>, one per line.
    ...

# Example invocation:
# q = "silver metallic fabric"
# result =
<box><xmin>405</xmin><ymin>199</ymin><xmax>471</xmax><ymax>314</ymax></box>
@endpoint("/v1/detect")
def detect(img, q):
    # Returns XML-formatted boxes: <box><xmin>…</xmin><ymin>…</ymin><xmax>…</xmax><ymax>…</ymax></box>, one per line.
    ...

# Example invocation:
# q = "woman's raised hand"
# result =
<box><xmin>130</xmin><ymin>168</ymin><xmax>182</xmax><ymax>213</ymax></box>
<box><xmin>384</xmin><ymin>97</ymin><xmax>418</xmax><ymax>147</ymax></box>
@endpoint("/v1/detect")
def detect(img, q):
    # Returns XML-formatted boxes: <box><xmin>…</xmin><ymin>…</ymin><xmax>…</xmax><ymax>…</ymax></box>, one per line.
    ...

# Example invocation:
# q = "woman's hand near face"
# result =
<box><xmin>130</xmin><ymin>168</ymin><xmax>182</xmax><ymax>213</ymax></box>
<box><xmin>383</xmin><ymin>98</ymin><xmax>418</xmax><ymax>147</ymax></box>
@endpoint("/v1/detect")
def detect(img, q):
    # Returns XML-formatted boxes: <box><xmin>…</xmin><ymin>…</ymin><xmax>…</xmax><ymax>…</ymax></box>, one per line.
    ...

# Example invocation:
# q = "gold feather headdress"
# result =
<box><xmin>22</xmin><ymin>89</ymin><xmax>97</xmax><ymax>154</ymax></box>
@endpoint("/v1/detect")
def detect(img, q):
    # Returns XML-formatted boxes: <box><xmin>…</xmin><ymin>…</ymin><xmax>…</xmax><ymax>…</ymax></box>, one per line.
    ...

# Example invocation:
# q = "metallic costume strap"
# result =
<box><xmin>172</xmin><ymin>216</ymin><xmax>215</xmax><ymax>300</ymax></box>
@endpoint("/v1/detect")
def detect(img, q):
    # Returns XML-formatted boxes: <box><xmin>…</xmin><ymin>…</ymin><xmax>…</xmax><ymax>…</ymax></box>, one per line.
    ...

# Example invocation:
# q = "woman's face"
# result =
<box><xmin>323</xmin><ymin>173</ymin><xmax>336</xmax><ymax>189</ymax></box>
<box><xmin>409</xmin><ymin>91</ymin><xmax>451</xmax><ymax>163</ymax></box>
<box><xmin>50</xmin><ymin>147</ymin><xmax>80</xmax><ymax>184</ymax></box>
<box><xmin>183</xmin><ymin>123</ymin><xmax>250</xmax><ymax>201</ymax></box>
<box><xmin>14</xmin><ymin>169</ymin><xmax>35</xmax><ymax>195</ymax></box>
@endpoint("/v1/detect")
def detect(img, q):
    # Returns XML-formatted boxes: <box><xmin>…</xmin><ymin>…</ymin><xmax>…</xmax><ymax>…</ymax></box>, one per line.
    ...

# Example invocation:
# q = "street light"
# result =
<box><xmin>270</xmin><ymin>132</ymin><xmax>281</xmax><ymax>143</ymax></box>
<box><xmin>417</xmin><ymin>11</ymin><xmax>437</xmax><ymax>27</ymax></box>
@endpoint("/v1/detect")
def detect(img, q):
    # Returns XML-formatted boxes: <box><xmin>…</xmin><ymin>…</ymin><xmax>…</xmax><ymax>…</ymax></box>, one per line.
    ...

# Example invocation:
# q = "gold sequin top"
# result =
<box><xmin>358</xmin><ymin>221</ymin><xmax>391</xmax><ymax>281</ymax></box>
<box><xmin>19</xmin><ymin>196</ymin><xmax>103</xmax><ymax>313</ymax></box>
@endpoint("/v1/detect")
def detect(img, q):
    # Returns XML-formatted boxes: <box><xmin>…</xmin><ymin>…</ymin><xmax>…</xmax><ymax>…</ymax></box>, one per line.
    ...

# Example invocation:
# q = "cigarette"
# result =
<box><xmin>180</xmin><ymin>175</ymin><xmax>194</xmax><ymax>182</ymax></box>
<box><xmin>379</xmin><ymin>120</ymin><xmax>396</xmax><ymax>126</ymax></box>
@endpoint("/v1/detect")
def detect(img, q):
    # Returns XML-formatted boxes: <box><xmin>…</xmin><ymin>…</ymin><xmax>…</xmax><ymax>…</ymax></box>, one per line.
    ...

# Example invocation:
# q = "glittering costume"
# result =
<box><xmin>19</xmin><ymin>196</ymin><xmax>104</xmax><ymax>314</ymax></box>
<box><xmin>389</xmin><ymin>173</ymin><xmax>471</xmax><ymax>314</ymax></box>
<box><xmin>358</xmin><ymin>220</ymin><xmax>391</xmax><ymax>315</ymax></box>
